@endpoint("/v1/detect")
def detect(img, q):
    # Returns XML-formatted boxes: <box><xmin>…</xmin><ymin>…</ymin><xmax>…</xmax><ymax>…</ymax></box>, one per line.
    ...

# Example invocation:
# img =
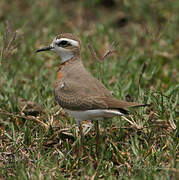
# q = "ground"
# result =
<box><xmin>0</xmin><ymin>0</ymin><xmax>178</xmax><ymax>179</ymax></box>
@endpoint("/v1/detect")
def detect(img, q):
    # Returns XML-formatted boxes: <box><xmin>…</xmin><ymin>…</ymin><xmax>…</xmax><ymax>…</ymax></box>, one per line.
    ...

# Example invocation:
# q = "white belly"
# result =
<box><xmin>64</xmin><ymin>109</ymin><xmax>123</xmax><ymax>124</ymax></box>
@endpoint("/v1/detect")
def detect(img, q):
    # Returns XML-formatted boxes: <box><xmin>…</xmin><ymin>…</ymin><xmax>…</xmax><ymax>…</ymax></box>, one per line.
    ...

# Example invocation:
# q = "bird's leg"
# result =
<box><xmin>94</xmin><ymin>121</ymin><xmax>100</xmax><ymax>158</ymax></box>
<box><xmin>78</xmin><ymin>121</ymin><xmax>84</xmax><ymax>155</ymax></box>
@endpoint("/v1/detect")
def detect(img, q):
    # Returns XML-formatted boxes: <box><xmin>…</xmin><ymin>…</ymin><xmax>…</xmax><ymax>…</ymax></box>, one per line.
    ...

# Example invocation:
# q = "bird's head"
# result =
<box><xmin>36</xmin><ymin>33</ymin><xmax>81</xmax><ymax>62</ymax></box>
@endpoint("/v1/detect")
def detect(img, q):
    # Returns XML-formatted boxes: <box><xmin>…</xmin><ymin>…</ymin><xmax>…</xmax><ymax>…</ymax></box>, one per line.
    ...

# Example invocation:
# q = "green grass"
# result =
<box><xmin>0</xmin><ymin>0</ymin><xmax>178</xmax><ymax>179</ymax></box>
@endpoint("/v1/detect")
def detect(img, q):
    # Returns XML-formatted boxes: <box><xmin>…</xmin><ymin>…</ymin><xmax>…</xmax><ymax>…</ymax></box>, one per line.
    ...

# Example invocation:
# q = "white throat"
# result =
<box><xmin>51</xmin><ymin>46</ymin><xmax>74</xmax><ymax>63</ymax></box>
<box><xmin>60</xmin><ymin>51</ymin><xmax>74</xmax><ymax>63</ymax></box>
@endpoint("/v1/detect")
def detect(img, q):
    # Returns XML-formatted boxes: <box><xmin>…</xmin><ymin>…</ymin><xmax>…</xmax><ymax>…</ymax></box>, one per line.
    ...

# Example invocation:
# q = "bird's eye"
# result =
<box><xmin>57</xmin><ymin>40</ymin><xmax>69</xmax><ymax>47</ymax></box>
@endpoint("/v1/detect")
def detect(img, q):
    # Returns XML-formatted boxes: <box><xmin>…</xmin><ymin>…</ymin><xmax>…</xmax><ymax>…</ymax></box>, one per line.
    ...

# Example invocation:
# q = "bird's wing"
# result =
<box><xmin>98</xmin><ymin>97</ymin><xmax>148</xmax><ymax>109</ymax></box>
<box><xmin>54</xmin><ymin>78</ymin><xmax>147</xmax><ymax>112</ymax></box>
<box><xmin>54</xmin><ymin>78</ymin><xmax>109</xmax><ymax>110</ymax></box>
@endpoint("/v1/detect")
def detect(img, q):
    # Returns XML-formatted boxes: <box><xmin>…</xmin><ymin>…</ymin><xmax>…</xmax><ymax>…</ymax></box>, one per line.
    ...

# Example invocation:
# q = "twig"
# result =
<box><xmin>121</xmin><ymin>115</ymin><xmax>141</xmax><ymax>129</ymax></box>
<box><xmin>88</xmin><ymin>40</ymin><xmax>119</xmax><ymax>63</ymax></box>
<box><xmin>139</xmin><ymin>62</ymin><xmax>147</xmax><ymax>85</ymax></box>
<box><xmin>6</xmin><ymin>31</ymin><xmax>17</xmax><ymax>51</ymax></box>
<box><xmin>0</xmin><ymin>108</ymin><xmax>49</xmax><ymax>130</ymax></box>
<box><xmin>102</xmin><ymin>41</ymin><xmax>119</xmax><ymax>60</ymax></box>
<box><xmin>88</xmin><ymin>43</ymin><xmax>101</xmax><ymax>63</ymax></box>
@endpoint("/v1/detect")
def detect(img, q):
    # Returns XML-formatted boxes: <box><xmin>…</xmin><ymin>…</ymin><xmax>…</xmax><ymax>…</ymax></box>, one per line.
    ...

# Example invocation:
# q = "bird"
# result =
<box><xmin>36</xmin><ymin>33</ymin><xmax>149</xmax><ymax>154</ymax></box>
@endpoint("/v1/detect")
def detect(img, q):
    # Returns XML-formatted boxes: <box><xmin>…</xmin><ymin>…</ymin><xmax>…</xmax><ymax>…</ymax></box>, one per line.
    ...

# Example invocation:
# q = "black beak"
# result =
<box><xmin>35</xmin><ymin>46</ymin><xmax>53</xmax><ymax>53</ymax></box>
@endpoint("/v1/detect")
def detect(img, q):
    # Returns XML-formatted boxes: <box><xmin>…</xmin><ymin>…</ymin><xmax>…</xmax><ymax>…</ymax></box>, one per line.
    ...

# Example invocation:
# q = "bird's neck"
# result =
<box><xmin>60</xmin><ymin>55</ymin><xmax>80</xmax><ymax>67</ymax></box>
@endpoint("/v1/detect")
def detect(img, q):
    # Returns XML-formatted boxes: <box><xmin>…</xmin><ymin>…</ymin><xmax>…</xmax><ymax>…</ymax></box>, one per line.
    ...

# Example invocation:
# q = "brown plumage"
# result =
<box><xmin>54</xmin><ymin>56</ymin><xmax>147</xmax><ymax>115</ymax></box>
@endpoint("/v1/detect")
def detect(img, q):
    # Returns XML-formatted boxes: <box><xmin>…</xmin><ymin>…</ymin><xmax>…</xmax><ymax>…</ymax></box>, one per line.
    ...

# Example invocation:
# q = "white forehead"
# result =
<box><xmin>56</xmin><ymin>38</ymin><xmax>79</xmax><ymax>47</ymax></box>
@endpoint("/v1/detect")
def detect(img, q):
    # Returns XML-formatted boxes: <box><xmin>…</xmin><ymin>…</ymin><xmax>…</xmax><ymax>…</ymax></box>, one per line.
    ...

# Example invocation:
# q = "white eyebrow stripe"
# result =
<box><xmin>56</xmin><ymin>38</ymin><xmax>79</xmax><ymax>47</ymax></box>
